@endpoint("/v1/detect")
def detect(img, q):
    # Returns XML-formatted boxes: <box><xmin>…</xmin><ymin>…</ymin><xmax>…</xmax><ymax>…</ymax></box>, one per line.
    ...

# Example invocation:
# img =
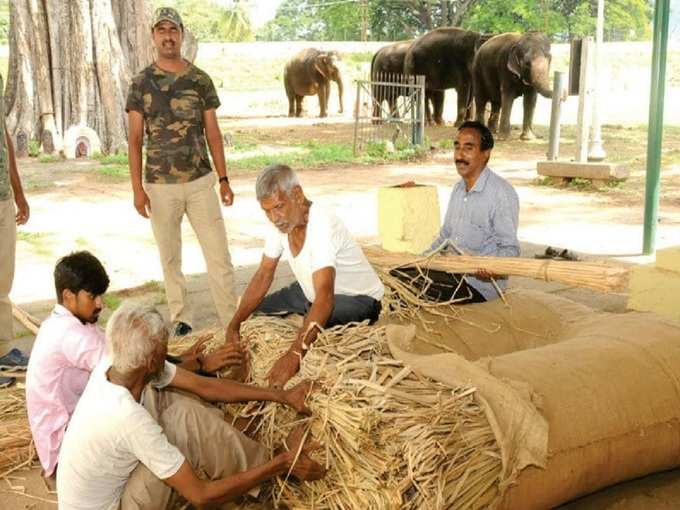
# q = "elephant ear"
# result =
<box><xmin>507</xmin><ymin>45</ymin><xmax>523</xmax><ymax>79</ymax></box>
<box><xmin>315</xmin><ymin>54</ymin><xmax>330</xmax><ymax>79</ymax></box>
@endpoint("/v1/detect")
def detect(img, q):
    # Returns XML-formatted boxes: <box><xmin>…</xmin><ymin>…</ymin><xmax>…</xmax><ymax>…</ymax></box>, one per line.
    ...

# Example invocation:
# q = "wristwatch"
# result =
<box><xmin>218</xmin><ymin>176</ymin><xmax>229</xmax><ymax>184</ymax></box>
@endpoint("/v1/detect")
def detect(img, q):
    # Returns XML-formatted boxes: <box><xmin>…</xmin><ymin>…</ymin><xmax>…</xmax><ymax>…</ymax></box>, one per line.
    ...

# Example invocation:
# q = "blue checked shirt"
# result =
<box><xmin>428</xmin><ymin>167</ymin><xmax>520</xmax><ymax>300</ymax></box>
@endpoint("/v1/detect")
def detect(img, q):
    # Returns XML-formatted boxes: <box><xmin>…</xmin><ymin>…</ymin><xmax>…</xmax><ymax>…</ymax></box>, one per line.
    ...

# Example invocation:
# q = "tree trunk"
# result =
<box><xmin>6</xmin><ymin>0</ymin><xmax>153</xmax><ymax>156</ymax></box>
<box><xmin>450</xmin><ymin>0</ymin><xmax>479</xmax><ymax>27</ymax></box>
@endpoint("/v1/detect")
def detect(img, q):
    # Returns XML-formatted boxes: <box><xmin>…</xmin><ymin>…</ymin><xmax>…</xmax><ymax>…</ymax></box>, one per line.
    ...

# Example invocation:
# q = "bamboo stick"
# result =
<box><xmin>363</xmin><ymin>245</ymin><xmax>630</xmax><ymax>293</ymax></box>
<box><xmin>11</xmin><ymin>305</ymin><xmax>40</xmax><ymax>335</ymax></box>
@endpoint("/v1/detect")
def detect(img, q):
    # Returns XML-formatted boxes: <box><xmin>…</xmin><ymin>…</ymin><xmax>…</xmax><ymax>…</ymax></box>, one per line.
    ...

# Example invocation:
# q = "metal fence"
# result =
<box><xmin>353</xmin><ymin>73</ymin><xmax>426</xmax><ymax>155</ymax></box>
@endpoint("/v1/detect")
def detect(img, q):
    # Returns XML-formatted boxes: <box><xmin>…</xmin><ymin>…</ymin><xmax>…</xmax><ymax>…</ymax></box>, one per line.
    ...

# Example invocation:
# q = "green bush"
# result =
<box><xmin>28</xmin><ymin>140</ymin><xmax>41</xmax><ymax>158</ymax></box>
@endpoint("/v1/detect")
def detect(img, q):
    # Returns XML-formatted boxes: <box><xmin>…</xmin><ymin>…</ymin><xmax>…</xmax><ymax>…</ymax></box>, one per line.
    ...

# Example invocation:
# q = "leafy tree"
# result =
<box><xmin>463</xmin><ymin>0</ymin><xmax>651</xmax><ymax>41</ymax></box>
<box><xmin>259</xmin><ymin>0</ymin><xmax>480</xmax><ymax>41</ymax></box>
<box><xmin>151</xmin><ymin>0</ymin><xmax>253</xmax><ymax>41</ymax></box>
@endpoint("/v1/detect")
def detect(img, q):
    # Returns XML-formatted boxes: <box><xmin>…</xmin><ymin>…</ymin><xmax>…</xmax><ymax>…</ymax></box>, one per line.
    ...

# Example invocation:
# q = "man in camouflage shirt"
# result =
<box><xmin>127</xmin><ymin>7</ymin><xmax>236</xmax><ymax>336</ymax></box>
<box><xmin>0</xmin><ymin>73</ymin><xmax>30</xmax><ymax>342</ymax></box>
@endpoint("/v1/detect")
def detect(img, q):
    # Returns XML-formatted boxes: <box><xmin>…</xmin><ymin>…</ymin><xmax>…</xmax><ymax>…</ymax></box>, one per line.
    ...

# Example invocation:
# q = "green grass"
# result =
<box><xmin>93</xmin><ymin>153</ymin><xmax>129</xmax><ymax>165</ymax></box>
<box><xmin>97</xmin><ymin>164</ymin><xmax>129</xmax><ymax>180</ymax></box>
<box><xmin>38</xmin><ymin>154</ymin><xmax>61</xmax><ymax>163</ymax></box>
<box><xmin>227</xmin><ymin>140</ymin><xmax>425</xmax><ymax>173</ymax></box>
<box><xmin>231</xmin><ymin>140</ymin><xmax>259</xmax><ymax>152</ymax></box>
<box><xmin>102</xmin><ymin>293</ymin><xmax>122</xmax><ymax>311</ymax></box>
<box><xmin>438</xmin><ymin>138</ymin><xmax>454</xmax><ymax>150</ymax></box>
<box><xmin>537</xmin><ymin>175</ymin><xmax>626</xmax><ymax>192</ymax></box>
<box><xmin>16</xmin><ymin>231</ymin><xmax>53</xmax><ymax>257</ymax></box>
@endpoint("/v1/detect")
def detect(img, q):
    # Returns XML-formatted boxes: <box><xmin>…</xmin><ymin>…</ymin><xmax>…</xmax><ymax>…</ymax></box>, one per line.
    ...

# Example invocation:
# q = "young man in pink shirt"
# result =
<box><xmin>26</xmin><ymin>251</ymin><xmax>110</xmax><ymax>478</ymax></box>
<box><xmin>26</xmin><ymin>251</ymin><xmax>243</xmax><ymax>480</ymax></box>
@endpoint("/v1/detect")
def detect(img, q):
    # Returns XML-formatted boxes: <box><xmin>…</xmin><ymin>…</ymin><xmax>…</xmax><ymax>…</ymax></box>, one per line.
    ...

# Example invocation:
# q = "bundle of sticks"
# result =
<box><xmin>172</xmin><ymin>317</ymin><xmax>503</xmax><ymax>509</ymax></box>
<box><xmin>363</xmin><ymin>245</ymin><xmax>630</xmax><ymax>294</ymax></box>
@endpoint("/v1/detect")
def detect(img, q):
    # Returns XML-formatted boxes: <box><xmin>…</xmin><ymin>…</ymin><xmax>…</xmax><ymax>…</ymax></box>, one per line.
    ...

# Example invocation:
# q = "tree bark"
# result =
<box><xmin>5</xmin><ymin>0</ymin><xmax>153</xmax><ymax>156</ymax></box>
<box><xmin>450</xmin><ymin>0</ymin><xmax>479</xmax><ymax>27</ymax></box>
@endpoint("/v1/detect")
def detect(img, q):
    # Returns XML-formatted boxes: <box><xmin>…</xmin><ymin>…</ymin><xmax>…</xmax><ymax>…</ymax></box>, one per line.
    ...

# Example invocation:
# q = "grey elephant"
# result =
<box><xmin>284</xmin><ymin>48</ymin><xmax>344</xmax><ymax>118</ymax></box>
<box><xmin>473</xmin><ymin>32</ymin><xmax>555</xmax><ymax>140</ymax></box>
<box><xmin>370</xmin><ymin>41</ymin><xmax>413</xmax><ymax>121</ymax></box>
<box><xmin>404</xmin><ymin>28</ymin><xmax>490</xmax><ymax>126</ymax></box>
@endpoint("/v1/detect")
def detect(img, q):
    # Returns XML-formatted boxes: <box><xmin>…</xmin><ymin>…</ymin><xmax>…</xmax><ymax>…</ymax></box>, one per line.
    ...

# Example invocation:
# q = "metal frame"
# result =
<box><xmin>353</xmin><ymin>73</ymin><xmax>426</xmax><ymax>155</ymax></box>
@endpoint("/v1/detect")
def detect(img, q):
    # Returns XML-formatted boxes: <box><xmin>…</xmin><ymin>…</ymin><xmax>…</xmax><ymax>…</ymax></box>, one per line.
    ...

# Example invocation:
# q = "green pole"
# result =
<box><xmin>642</xmin><ymin>0</ymin><xmax>671</xmax><ymax>255</ymax></box>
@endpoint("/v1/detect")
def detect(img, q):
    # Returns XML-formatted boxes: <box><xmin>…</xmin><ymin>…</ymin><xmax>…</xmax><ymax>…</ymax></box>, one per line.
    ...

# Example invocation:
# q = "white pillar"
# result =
<box><xmin>588</xmin><ymin>0</ymin><xmax>607</xmax><ymax>161</ymax></box>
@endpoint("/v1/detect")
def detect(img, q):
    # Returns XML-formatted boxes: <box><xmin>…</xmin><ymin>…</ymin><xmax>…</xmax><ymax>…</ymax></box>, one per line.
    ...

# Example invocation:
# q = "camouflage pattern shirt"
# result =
<box><xmin>126</xmin><ymin>63</ymin><xmax>220</xmax><ymax>184</ymax></box>
<box><xmin>0</xmin><ymin>73</ymin><xmax>10</xmax><ymax>201</ymax></box>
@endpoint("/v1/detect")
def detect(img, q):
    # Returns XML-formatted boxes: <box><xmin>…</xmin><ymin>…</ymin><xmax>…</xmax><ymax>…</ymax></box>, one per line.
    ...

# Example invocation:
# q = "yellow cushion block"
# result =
<box><xmin>627</xmin><ymin>266</ymin><xmax>680</xmax><ymax>320</ymax></box>
<box><xmin>378</xmin><ymin>185</ymin><xmax>440</xmax><ymax>254</ymax></box>
<box><xmin>656</xmin><ymin>246</ymin><xmax>680</xmax><ymax>273</ymax></box>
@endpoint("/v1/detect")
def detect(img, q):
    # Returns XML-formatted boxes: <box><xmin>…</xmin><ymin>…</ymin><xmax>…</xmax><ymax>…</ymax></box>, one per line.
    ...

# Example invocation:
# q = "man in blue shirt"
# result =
<box><xmin>405</xmin><ymin>120</ymin><xmax>519</xmax><ymax>303</ymax></box>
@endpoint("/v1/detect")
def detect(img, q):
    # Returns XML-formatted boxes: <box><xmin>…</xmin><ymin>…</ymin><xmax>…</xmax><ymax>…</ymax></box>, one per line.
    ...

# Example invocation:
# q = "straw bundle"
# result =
<box><xmin>173</xmin><ymin>317</ymin><xmax>503</xmax><ymax>509</ymax></box>
<box><xmin>0</xmin><ymin>386</ymin><xmax>36</xmax><ymax>480</ymax></box>
<box><xmin>363</xmin><ymin>245</ymin><xmax>630</xmax><ymax>293</ymax></box>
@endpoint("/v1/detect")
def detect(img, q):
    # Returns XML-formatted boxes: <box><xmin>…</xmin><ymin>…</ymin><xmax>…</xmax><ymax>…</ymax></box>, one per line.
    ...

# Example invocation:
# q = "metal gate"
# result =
<box><xmin>353</xmin><ymin>73</ymin><xmax>426</xmax><ymax>155</ymax></box>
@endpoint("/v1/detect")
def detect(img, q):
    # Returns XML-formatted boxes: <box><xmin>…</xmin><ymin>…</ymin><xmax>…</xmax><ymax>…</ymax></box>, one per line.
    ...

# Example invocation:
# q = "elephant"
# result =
<box><xmin>404</xmin><ymin>28</ymin><xmax>490</xmax><ymax>126</ymax></box>
<box><xmin>370</xmin><ymin>41</ymin><xmax>413</xmax><ymax>121</ymax></box>
<box><xmin>473</xmin><ymin>32</ymin><xmax>555</xmax><ymax>140</ymax></box>
<box><xmin>283</xmin><ymin>48</ymin><xmax>344</xmax><ymax>118</ymax></box>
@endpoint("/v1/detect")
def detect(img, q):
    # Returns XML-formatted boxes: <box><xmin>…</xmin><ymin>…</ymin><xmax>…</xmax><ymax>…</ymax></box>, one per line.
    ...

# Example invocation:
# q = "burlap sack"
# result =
<box><xmin>388</xmin><ymin>296</ymin><xmax>680</xmax><ymax>509</ymax></box>
<box><xmin>381</xmin><ymin>289</ymin><xmax>592</xmax><ymax>360</ymax></box>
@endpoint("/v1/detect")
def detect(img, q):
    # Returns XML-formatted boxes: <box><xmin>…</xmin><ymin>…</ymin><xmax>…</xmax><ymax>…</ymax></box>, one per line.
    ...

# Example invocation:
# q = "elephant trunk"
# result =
<box><xmin>530</xmin><ymin>55</ymin><xmax>553</xmax><ymax>99</ymax></box>
<box><xmin>334</xmin><ymin>72</ymin><xmax>344</xmax><ymax>113</ymax></box>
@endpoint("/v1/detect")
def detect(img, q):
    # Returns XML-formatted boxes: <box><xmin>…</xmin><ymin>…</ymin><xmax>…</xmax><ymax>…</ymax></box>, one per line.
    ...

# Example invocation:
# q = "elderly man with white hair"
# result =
<box><xmin>225</xmin><ymin>164</ymin><xmax>384</xmax><ymax>389</ymax></box>
<box><xmin>57</xmin><ymin>302</ymin><xmax>324</xmax><ymax>510</ymax></box>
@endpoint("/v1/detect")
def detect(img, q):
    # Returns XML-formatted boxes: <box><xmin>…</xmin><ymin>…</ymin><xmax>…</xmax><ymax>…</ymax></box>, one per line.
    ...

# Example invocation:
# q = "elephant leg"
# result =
<box><xmin>295</xmin><ymin>96</ymin><xmax>304</xmax><ymax>117</ymax></box>
<box><xmin>488</xmin><ymin>103</ymin><xmax>501</xmax><ymax>132</ymax></box>
<box><xmin>318</xmin><ymin>86</ymin><xmax>328</xmax><ymax>118</ymax></box>
<box><xmin>431</xmin><ymin>90</ymin><xmax>445</xmax><ymax>125</ymax></box>
<box><xmin>474</xmin><ymin>89</ymin><xmax>487</xmax><ymax>124</ymax></box>
<box><xmin>498</xmin><ymin>87</ymin><xmax>515</xmax><ymax>140</ymax></box>
<box><xmin>390</xmin><ymin>98</ymin><xmax>400</xmax><ymax>119</ymax></box>
<box><xmin>520</xmin><ymin>90</ymin><xmax>538</xmax><ymax>140</ymax></box>
<box><xmin>285</xmin><ymin>82</ymin><xmax>295</xmax><ymax>117</ymax></box>
<box><xmin>425</xmin><ymin>90</ymin><xmax>434</xmax><ymax>125</ymax></box>
<box><xmin>454</xmin><ymin>85</ymin><xmax>470</xmax><ymax>126</ymax></box>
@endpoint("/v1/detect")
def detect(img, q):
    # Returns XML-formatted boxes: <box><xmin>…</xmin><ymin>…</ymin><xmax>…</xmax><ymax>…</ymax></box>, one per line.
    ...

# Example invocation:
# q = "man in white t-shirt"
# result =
<box><xmin>58</xmin><ymin>302</ymin><xmax>324</xmax><ymax>510</ymax></box>
<box><xmin>225</xmin><ymin>164</ymin><xmax>384</xmax><ymax>388</ymax></box>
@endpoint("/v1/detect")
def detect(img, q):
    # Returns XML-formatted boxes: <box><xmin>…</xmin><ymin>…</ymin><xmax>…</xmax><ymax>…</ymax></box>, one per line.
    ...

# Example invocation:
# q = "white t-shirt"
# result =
<box><xmin>57</xmin><ymin>359</ymin><xmax>185</xmax><ymax>510</ymax></box>
<box><xmin>263</xmin><ymin>203</ymin><xmax>384</xmax><ymax>302</ymax></box>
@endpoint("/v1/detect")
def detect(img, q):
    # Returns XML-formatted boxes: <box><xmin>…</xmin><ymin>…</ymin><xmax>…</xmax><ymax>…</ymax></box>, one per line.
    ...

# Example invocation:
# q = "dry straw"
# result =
<box><xmin>363</xmin><ymin>245</ymin><xmax>630</xmax><ymax>294</ymax></box>
<box><xmin>172</xmin><ymin>317</ymin><xmax>503</xmax><ymax>509</ymax></box>
<box><xmin>0</xmin><ymin>385</ymin><xmax>36</xmax><ymax>480</ymax></box>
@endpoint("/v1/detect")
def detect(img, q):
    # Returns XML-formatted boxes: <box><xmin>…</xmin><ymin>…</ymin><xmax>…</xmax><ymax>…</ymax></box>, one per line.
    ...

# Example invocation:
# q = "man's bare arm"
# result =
<box><xmin>165</xmin><ymin>425</ymin><xmax>325</xmax><ymax>506</ymax></box>
<box><xmin>127</xmin><ymin>111</ymin><xmax>150</xmax><ymax>218</ymax></box>
<box><xmin>170</xmin><ymin>366</ymin><xmax>312</xmax><ymax>413</ymax></box>
<box><xmin>293</xmin><ymin>267</ymin><xmax>335</xmax><ymax>353</ymax></box>
<box><xmin>5</xmin><ymin>133</ymin><xmax>29</xmax><ymax>225</ymax></box>
<box><xmin>267</xmin><ymin>267</ymin><xmax>335</xmax><ymax>388</ymax></box>
<box><xmin>203</xmin><ymin>108</ymin><xmax>234</xmax><ymax>206</ymax></box>
<box><xmin>225</xmin><ymin>255</ymin><xmax>279</xmax><ymax>343</ymax></box>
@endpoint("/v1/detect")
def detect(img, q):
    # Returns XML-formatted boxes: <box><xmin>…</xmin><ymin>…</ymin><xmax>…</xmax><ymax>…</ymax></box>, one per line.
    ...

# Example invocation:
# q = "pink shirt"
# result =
<box><xmin>26</xmin><ymin>305</ymin><xmax>106</xmax><ymax>476</ymax></box>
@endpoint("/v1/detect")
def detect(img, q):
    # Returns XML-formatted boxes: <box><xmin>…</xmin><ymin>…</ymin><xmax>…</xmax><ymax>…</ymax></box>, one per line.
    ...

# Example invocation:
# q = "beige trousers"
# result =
<box><xmin>0</xmin><ymin>199</ymin><xmax>16</xmax><ymax>342</ymax></box>
<box><xmin>146</xmin><ymin>173</ymin><xmax>236</xmax><ymax>327</ymax></box>
<box><xmin>121</xmin><ymin>388</ymin><xmax>268</xmax><ymax>510</ymax></box>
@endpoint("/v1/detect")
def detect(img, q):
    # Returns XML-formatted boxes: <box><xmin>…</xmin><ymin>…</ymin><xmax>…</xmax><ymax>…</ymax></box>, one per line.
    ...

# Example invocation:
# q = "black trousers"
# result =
<box><xmin>255</xmin><ymin>282</ymin><xmax>382</xmax><ymax>327</ymax></box>
<box><xmin>389</xmin><ymin>268</ymin><xmax>486</xmax><ymax>304</ymax></box>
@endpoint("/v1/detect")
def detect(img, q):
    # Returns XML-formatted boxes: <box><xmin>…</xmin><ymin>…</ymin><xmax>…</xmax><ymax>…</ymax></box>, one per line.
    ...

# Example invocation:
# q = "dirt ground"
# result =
<box><xmin>4</xmin><ymin>54</ymin><xmax>680</xmax><ymax>506</ymax></box>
